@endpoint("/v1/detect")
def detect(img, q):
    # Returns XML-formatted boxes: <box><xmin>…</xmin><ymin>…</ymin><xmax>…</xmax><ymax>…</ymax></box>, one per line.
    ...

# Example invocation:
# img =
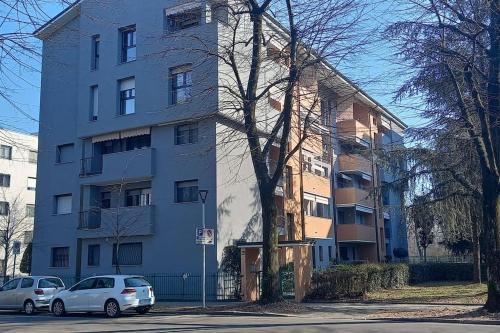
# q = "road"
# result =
<box><xmin>0</xmin><ymin>312</ymin><xmax>498</xmax><ymax>333</ymax></box>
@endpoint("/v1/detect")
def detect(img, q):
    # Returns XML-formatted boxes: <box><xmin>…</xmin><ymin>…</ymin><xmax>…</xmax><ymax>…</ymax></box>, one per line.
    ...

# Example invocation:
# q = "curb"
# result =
<box><xmin>150</xmin><ymin>309</ymin><xmax>292</xmax><ymax>317</ymax></box>
<box><xmin>377</xmin><ymin>317</ymin><xmax>500</xmax><ymax>326</ymax></box>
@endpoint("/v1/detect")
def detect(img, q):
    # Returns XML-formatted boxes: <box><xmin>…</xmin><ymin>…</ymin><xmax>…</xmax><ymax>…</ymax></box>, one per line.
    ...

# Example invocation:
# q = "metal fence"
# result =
<box><xmin>1</xmin><ymin>273</ymin><xmax>242</xmax><ymax>302</ymax></box>
<box><xmin>400</xmin><ymin>256</ymin><xmax>474</xmax><ymax>264</ymax></box>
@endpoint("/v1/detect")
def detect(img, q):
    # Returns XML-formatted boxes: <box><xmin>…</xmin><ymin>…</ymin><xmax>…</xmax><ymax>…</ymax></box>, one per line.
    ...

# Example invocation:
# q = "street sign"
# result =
<box><xmin>12</xmin><ymin>241</ymin><xmax>21</xmax><ymax>255</ymax></box>
<box><xmin>196</xmin><ymin>228</ymin><xmax>215</xmax><ymax>245</ymax></box>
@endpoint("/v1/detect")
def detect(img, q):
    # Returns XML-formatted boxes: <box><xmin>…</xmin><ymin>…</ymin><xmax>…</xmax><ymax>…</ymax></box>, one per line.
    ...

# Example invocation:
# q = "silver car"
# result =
<box><xmin>0</xmin><ymin>276</ymin><xmax>65</xmax><ymax>314</ymax></box>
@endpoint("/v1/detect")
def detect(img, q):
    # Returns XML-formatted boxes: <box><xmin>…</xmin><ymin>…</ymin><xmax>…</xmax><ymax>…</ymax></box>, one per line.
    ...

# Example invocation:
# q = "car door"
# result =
<box><xmin>0</xmin><ymin>279</ymin><xmax>21</xmax><ymax>309</ymax></box>
<box><xmin>64</xmin><ymin>278</ymin><xmax>96</xmax><ymax>312</ymax></box>
<box><xmin>88</xmin><ymin>278</ymin><xmax>115</xmax><ymax>311</ymax></box>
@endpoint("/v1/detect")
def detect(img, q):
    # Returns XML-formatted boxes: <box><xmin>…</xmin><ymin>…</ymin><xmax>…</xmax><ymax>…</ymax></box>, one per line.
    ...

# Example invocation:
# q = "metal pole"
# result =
<box><xmin>12</xmin><ymin>253</ymin><xmax>17</xmax><ymax>279</ymax></box>
<box><xmin>202</xmin><ymin>201</ymin><xmax>206</xmax><ymax>308</ymax></box>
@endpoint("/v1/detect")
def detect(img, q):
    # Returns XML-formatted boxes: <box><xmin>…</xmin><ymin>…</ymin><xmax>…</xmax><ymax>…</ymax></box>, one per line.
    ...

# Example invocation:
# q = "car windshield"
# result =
<box><xmin>38</xmin><ymin>278</ymin><xmax>64</xmax><ymax>288</ymax></box>
<box><xmin>124</xmin><ymin>277</ymin><xmax>150</xmax><ymax>287</ymax></box>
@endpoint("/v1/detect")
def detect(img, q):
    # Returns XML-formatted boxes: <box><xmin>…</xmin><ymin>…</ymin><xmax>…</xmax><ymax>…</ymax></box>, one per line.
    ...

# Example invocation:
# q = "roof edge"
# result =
<box><xmin>34</xmin><ymin>0</ymin><xmax>82</xmax><ymax>39</ymax></box>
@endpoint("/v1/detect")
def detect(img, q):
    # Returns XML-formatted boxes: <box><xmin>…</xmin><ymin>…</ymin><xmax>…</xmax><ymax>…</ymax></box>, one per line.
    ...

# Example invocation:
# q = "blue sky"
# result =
<box><xmin>0</xmin><ymin>1</ymin><xmax>423</xmax><ymax>135</ymax></box>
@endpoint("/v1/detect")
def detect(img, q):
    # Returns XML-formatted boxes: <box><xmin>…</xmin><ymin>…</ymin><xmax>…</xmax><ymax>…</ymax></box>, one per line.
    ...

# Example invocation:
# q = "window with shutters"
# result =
<box><xmin>55</xmin><ymin>194</ymin><xmax>72</xmax><ymax>215</ymax></box>
<box><xmin>175</xmin><ymin>180</ymin><xmax>198</xmax><ymax>203</ymax></box>
<box><xmin>112</xmin><ymin>242</ymin><xmax>142</xmax><ymax>266</ymax></box>
<box><xmin>51</xmin><ymin>247</ymin><xmax>69</xmax><ymax>267</ymax></box>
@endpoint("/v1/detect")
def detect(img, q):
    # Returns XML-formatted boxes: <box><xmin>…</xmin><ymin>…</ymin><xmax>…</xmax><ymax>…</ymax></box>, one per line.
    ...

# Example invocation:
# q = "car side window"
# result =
<box><xmin>2</xmin><ymin>279</ymin><xmax>20</xmax><ymax>291</ymax></box>
<box><xmin>70</xmin><ymin>278</ymin><xmax>96</xmax><ymax>291</ymax></box>
<box><xmin>95</xmin><ymin>278</ymin><xmax>114</xmax><ymax>289</ymax></box>
<box><xmin>21</xmin><ymin>278</ymin><xmax>34</xmax><ymax>288</ymax></box>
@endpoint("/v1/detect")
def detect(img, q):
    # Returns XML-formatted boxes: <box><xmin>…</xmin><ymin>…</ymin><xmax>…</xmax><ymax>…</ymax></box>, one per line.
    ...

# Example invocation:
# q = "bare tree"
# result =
<box><xmin>0</xmin><ymin>190</ymin><xmax>32</xmax><ymax>278</ymax></box>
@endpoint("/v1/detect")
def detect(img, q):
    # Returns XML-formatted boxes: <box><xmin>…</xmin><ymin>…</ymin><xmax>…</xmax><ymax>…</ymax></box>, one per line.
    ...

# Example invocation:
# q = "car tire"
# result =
<box><xmin>52</xmin><ymin>299</ymin><xmax>65</xmax><ymax>317</ymax></box>
<box><xmin>105</xmin><ymin>300</ymin><xmax>121</xmax><ymax>318</ymax></box>
<box><xmin>135</xmin><ymin>306</ymin><xmax>151</xmax><ymax>315</ymax></box>
<box><xmin>24</xmin><ymin>300</ymin><xmax>35</xmax><ymax>315</ymax></box>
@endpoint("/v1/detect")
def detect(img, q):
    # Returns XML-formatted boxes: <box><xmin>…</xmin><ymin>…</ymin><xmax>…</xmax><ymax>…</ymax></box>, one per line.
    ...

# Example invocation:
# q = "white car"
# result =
<box><xmin>50</xmin><ymin>275</ymin><xmax>155</xmax><ymax>318</ymax></box>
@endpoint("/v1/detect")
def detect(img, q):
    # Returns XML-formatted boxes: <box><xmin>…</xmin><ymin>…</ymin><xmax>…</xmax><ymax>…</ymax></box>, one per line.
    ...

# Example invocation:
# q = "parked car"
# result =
<box><xmin>50</xmin><ymin>275</ymin><xmax>155</xmax><ymax>318</ymax></box>
<box><xmin>0</xmin><ymin>276</ymin><xmax>65</xmax><ymax>314</ymax></box>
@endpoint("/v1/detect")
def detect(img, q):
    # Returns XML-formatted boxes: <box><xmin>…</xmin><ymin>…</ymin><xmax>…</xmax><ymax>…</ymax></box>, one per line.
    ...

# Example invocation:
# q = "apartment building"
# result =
<box><xmin>32</xmin><ymin>0</ymin><xmax>406</xmax><ymax>300</ymax></box>
<box><xmin>0</xmin><ymin>128</ymin><xmax>38</xmax><ymax>276</ymax></box>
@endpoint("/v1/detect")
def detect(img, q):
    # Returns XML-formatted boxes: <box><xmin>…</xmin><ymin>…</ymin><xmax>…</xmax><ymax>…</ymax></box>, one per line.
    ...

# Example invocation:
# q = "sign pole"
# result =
<box><xmin>202</xmin><ymin>199</ymin><xmax>206</xmax><ymax>309</ymax></box>
<box><xmin>12</xmin><ymin>253</ymin><xmax>17</xmax><ymax>279</ymax></box>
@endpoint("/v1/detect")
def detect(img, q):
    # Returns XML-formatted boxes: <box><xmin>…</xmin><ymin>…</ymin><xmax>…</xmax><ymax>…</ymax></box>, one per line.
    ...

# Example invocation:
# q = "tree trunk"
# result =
<box><xmin>1</xmin><ymin>245</ymin><xmax>8</xmax><ymax>278</ymax></box>
<box><xmin>260</xmin><ymin>189</ymin><xmax>280</xmax><ymax>303</ymax></box>
<box><xmin>471</xmin><ymin>213</ymin><xmax>481</xmax><ymax>284</ymax></box>
<box><xmin>482</xmin><ymin>178</ymin><xmax>500</xmax><ymax>311</ymax></box>
<box><xmin>423</xmin><ymin>247</ymin><xmax>427</xmax><ymax>263</ymax></box>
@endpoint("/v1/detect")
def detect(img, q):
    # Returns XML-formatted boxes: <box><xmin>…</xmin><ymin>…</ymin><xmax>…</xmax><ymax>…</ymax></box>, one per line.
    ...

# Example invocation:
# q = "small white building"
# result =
<box><xmin>0</xmin><ymin>128</ymin><xmax>38</xmax><ymax>277</ymax></box>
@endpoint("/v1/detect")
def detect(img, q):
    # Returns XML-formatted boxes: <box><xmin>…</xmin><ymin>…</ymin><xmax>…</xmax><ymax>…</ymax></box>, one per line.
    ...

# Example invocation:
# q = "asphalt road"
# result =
<box><xmin>0</xmin><ymin>312</ymin><xmax>498</xmax><ymax>333</ymax></box>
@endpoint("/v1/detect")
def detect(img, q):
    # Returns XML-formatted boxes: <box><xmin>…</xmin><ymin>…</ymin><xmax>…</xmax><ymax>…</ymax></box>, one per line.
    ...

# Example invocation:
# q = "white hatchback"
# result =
<box><xmin>50</xmin><ymin>275</ymin><xmax>155</xmax><ymax>318</ymax></box>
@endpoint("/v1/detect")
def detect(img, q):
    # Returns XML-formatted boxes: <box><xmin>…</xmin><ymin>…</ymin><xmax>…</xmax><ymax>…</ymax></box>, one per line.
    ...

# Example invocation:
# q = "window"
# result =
<box><xmin>0</xmin><ymin>174</ymin><xmax>10</xmax><ymax>187</ymax></box>
<box><xmin>38</xmin><ymin>278</ymin><xmax>63</xmax><ymax>289</ymax></box>
<box><xmin>285</xmin><ymin>166</ymin><xmax>293</xmax><ymax>198</ymax></box>
<box><xmin>166</xmin><ymin>8</ymin><xmax>201</xmax><ymax>32</ymax></box>
<box><xmin>120</xmin><ymin>25</ymin><xmax>136</xmax><ymax>63</ymax></box>
<box><xmin>27</xmin><ymin>177</ymin><xmax>36</xmax><ymax>191</ymax></box>
<box><xmin>125</xmin><ymin>277</ymin><xmax>151</xmax><ymax>287</ymax></box>
<box><xmin>101</xmin><ymin>192</ymin><xmax>111</xmax><ymax>209</ymax></box>
<box><xmin>24</xmin><ymin>230</ymin><xmax>33</xmax><ymax>243</ymax></box>
<box><xmin>126</xmin><ymin>188</ymin><xmax>151</xmax><ymax>207</ymax></box>
<box><xmin>170</xmin><ymin>65</ymin><xmax>192</xmax><ymax>104</ymax></box>
<box><xmin>90</xmin><ymin>85</ymin><xmax>99</xmax><ymax>121</ymax></box>
<box><xmin>0</xmin><ymin>202</ymin><xmax>8</xmax><ymax>216</ymax></box>
<box><xmin>26</xmin><ymin>204</ymin><xmax>35</xmax><ymax>218</ymax></box>
<box><xmin>328</xmin><ymin>246</ymin><xmax>333</xmax><ymax>260</ymax></box>
<box><xmin>91</xmin><ymin>35</ymin><xmax>100</xmax><ymax>70</ymax></box>
<box><xmin>88</xmin><ymin>244</ymin><xmax>100</xmax><ymax>266</ymax></box>
<box><xmin>112</xmin><ymin>242</ymin><xmax>142</xmax><ymax>266</ymax></box>
<box><xmin>21</xmin><ymin>278</ymin><xmax>34</xmax><ymax>288</ymax></box>
<box><xmin>119</xmin><ymin>78</ymin><xmax>136</xmax><ymax>115</ymax></box>
<box><xmin>56</xmin><ymin>144</ymin><xmax>74</xmax><ymax>163</ymax></box>
<box><xmin>311</xmin><ymin>246</ymin><xmax>316</xmax><ymax>269</ymax></box>
<box><xmin>175</xmin><ymin>123</ymin><xmax>198</xmax><ymax>145</ymax></box>
<box><xmin>28</xmin><ymin>150</ymin><xmax>37</xmax><ymax>164</ymax></box>
<box><xmin>286</xmin><ymin>213</ymin><xmax>294</xmax><ymax>241</ymax></box>
<box><xmin>95</xmin><ymin>277</ymin><xmax>114</xmax><ymax>289</ymax></box>
<box><xmin>1</xmin><ymin>278</ymin><xmax>20</xmax><ymax>291</ymax></box>
<box><xmin>175</xmin><ymin>180</ymin><xmax>198</xmax><ymax>203</ymax></box>
<box><xmin>70</xmin><ymin>278</ymin><xmax>96</xmax><ymax>291</ymax></box>
<box><xmin>51</xmin><ymin>247</ymin><xmax>69</xmax><ymax>268</ymax></box>
<box><xmin>316</xmin><ymin>203</ymin><xmax>330</xmax><ymax>218</ymax></box>
<box><xmin>319</xmin><ymin>246</ymin><xmax>324</xmax><ymax>262</ymax></box>
<box><xmin>55</xmin><ymin>194</ymin><xmax>72</xmax><ymax>215</ymax></box>
<box><xmin>0</xmin><ymin>145</ymin><xmax>12</xmax><ymax>160</ymax></box>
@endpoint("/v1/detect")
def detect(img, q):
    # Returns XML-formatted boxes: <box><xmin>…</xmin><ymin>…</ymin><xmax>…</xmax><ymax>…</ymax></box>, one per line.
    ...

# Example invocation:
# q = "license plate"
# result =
<box><xmin>139</xmin><ymin>299</ymin><xmax>151</xmax><ymax>305</ymax></box>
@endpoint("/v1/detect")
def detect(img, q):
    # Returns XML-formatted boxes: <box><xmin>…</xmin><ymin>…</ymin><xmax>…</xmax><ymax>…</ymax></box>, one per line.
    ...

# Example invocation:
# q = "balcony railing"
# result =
<box><xmin>80</xmin><ymin>157</ymin><xmax>103</xmax><ymax>177</ymax></box>
<box><xmin>78</xmin><ymin>209</ymin><xmax>102</xmax><ymax>230</ymax></box>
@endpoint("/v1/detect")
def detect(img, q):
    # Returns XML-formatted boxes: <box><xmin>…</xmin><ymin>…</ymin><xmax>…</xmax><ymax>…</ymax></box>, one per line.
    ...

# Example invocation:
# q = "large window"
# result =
<box><xmin>166</xmin><ymin>8</ymin><xmax>201</xmax><ymax>32</ymax></box>
<box><xmin>170</xmin><ymin>65</ymin><xmax>192</xmax><ymax>104</ymax></box>
<box><xmin>112</xmin><ymin>242</ymin><xmax>142</xmax><ymax>266</ymax></box>
<box><xmin>0</xmin><ymin>174</ymin><xmax>10</xmax><ymax>187</ymax></box>
<box><xmin>285</xmin><ymin>166</ymin><xmax>293</xmax><ymax>198</ymax></box>
<box><xmin>26</xmin><ymin>204</ymin><xmax>35</xmax><ymax>218</ymax></box>
<box><xmin>24</xmin><ymin>230</ymin><xmax>33</xmax><ymax>243</ymax></box>
<box><xmin>119</xmin><ymin>78</ymin><xmax>136</xmax><ymax>115</ymax></box>
<box><xmin>175</xmin><ymin>180</ymin><xmax>198</xmax><ymax>203</ymax></box>
<box><xmin>0</xmin><ymin>145</ymin><xmax>12</xmax><ymax>160</ymax></box>
<box><xmin>90</xmin><ymin>85</ymin><xmax>99</xmax><ymax>121</ymax></box>
<box><xmin>56</xmin><ymin>144</ymin><xmax>74</xmax><ymax>164</ymax></box>
<box><xmin>55</xmin><ymin>194</ymin><xmax>72</xmax><ymax>215</ymax></box>
<box><xmin>126</xmin><ymin>188</ymin><xmax>151</xmax><ymax>207</ymax></box>
<box><xmin>0</xmin><ymin>202</ymin><xmax>8</xmax><ymax>216</ymax></box>
<box><xmin>28</xmin><ymin>150</ymin><xmax>37</xmax><ymax>164</ymax></box>
<box><xmin>175</xmin><ymin>123</ymin><xmax>198</xmax><ymax>145</ymax></box>
<box><xmin>27</xmin><ymin>177</ymin><xmax>36</xmax><ymax>191</ymax></box>
<box><xmin>120</xmin><ymin>25</ymin><xmax>136</xmax><ymax>63</ymax></box>
<box><xmin>304</xmin><ymin>195</ymin><xmax>330</xmax><ymax>218</ymax></box>
<box><xmin>101</xmin><ymin>192</ymin><xmax>111</xmax><ymax>209</ymax></box>
<box><xmin>88</xmin><ymin>244</ymin><xmax>100</xmax><ymax>267</ymax></box>
<box><xmin>51</xmin><ymin>247</ymin><xmax>69</xmax><ymax>268</ymax></box>
<box><xmin>91</xmin><ymin>35</ymin><xmax>100</xmax><ymax>70</ymax></box>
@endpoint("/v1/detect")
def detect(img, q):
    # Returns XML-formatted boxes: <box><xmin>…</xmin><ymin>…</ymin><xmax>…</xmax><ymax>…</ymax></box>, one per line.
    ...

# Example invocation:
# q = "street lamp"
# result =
<box><xmin>199</xmin><ymin>190</ymin><xmax>208</xmax><ymax>308</ymax></box>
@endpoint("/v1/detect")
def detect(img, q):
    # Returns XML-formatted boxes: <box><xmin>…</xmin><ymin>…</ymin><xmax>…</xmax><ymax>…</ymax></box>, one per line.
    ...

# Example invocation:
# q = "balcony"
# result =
<box><xmin>336</xmin><ymin>187</ymin><xmax>373</xmax><ymax>208</ymax></box>
<box><xmin>337</xmin><ymin>119</ymin><xmax>371</xmax><ymax>147</ymax></box>
<box><xmin>80</xmin><ymin>148</ymin><xmax>154</xmax><ymax>184</ymax></box>
<box><xmin>304</xmin><ymin>215</ymin><xmax>333</xmax><ymax>239</ymax></box>
<box><xmin>77</xmin><ymin>205</ymin><xmax>155</xmax><ymax>238</ymax></box>
<box><xmin>337</xmin><ymin>224</ymin><xmax>376</xmax><ymax>243</ymax></box>
<box><xmin>338</xmin><ymin>154</ymin><xmax>372</xmax><ymax>176</ymax></box>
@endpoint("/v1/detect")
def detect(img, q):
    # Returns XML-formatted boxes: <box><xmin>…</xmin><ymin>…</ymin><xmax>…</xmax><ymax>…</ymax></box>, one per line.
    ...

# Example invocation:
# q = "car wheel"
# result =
<box><xmin>24</xmin><ymin>300</ymin><xmax>35</xmax><ymax>315</ymax></box>
<box><xmin>105</xmin><ymin>300</ymin><xmax>121</xmax><ymax>318</ymax></box>
<box><xmin>52</xmin><ymin>299</ymin><xmax>65</xmax><ymax>317</ymax></box>
<box><xmin>135</xmin><ymin>306</ymin><xmax>151</xmax><ymax>315</ymax></box>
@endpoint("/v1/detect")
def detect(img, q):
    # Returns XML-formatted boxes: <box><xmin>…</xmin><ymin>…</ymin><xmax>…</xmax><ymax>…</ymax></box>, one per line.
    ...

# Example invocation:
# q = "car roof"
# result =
<box><xmin>81</xmin><ymin>275</ymin><xmax>144</xmax><ymax>279</ymax></box>
<box><xmin>18</xmin><ymin>276</ymin><xmax>63</xmax><ymax>280</ymax></box>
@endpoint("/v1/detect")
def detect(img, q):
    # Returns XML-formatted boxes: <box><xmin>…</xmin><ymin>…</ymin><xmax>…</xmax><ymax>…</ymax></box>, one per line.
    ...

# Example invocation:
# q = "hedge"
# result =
<box><xmin>307</xmin><ymin>263</ymin><xmax>409</xmax><ymax>300</ymax></box>
<box><xmin>408</xmin><ymin>263</ymin><xmax>487</xmax><ymax>284</ymax></box>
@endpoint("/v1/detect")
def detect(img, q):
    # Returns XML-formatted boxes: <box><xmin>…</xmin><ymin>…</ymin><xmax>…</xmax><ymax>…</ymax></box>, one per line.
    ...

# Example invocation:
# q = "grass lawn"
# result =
<box><xmin>366</xmin><ymin>281</ymin><xmax>487</xmax><ymax>305</ymax></box>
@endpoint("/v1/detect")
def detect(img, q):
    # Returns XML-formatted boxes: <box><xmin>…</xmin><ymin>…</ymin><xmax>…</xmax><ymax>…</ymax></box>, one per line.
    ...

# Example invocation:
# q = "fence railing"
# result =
<box><xmin>400</xmin><ymin>256</ymin><xmax>474</xmax><ymax>264</ymax></box>
<box><xmin>1</xmin><ymin>273</ymin><xmax>242</xmax><ymax>301</ymax></box>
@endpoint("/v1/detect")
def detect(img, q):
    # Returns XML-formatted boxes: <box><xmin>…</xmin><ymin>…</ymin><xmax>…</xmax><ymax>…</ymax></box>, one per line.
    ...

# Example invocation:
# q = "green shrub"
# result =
<box><xmin>307</xmin><ymin>263</ymin><xmax>409</xmax><ymax>300</ymax></box>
